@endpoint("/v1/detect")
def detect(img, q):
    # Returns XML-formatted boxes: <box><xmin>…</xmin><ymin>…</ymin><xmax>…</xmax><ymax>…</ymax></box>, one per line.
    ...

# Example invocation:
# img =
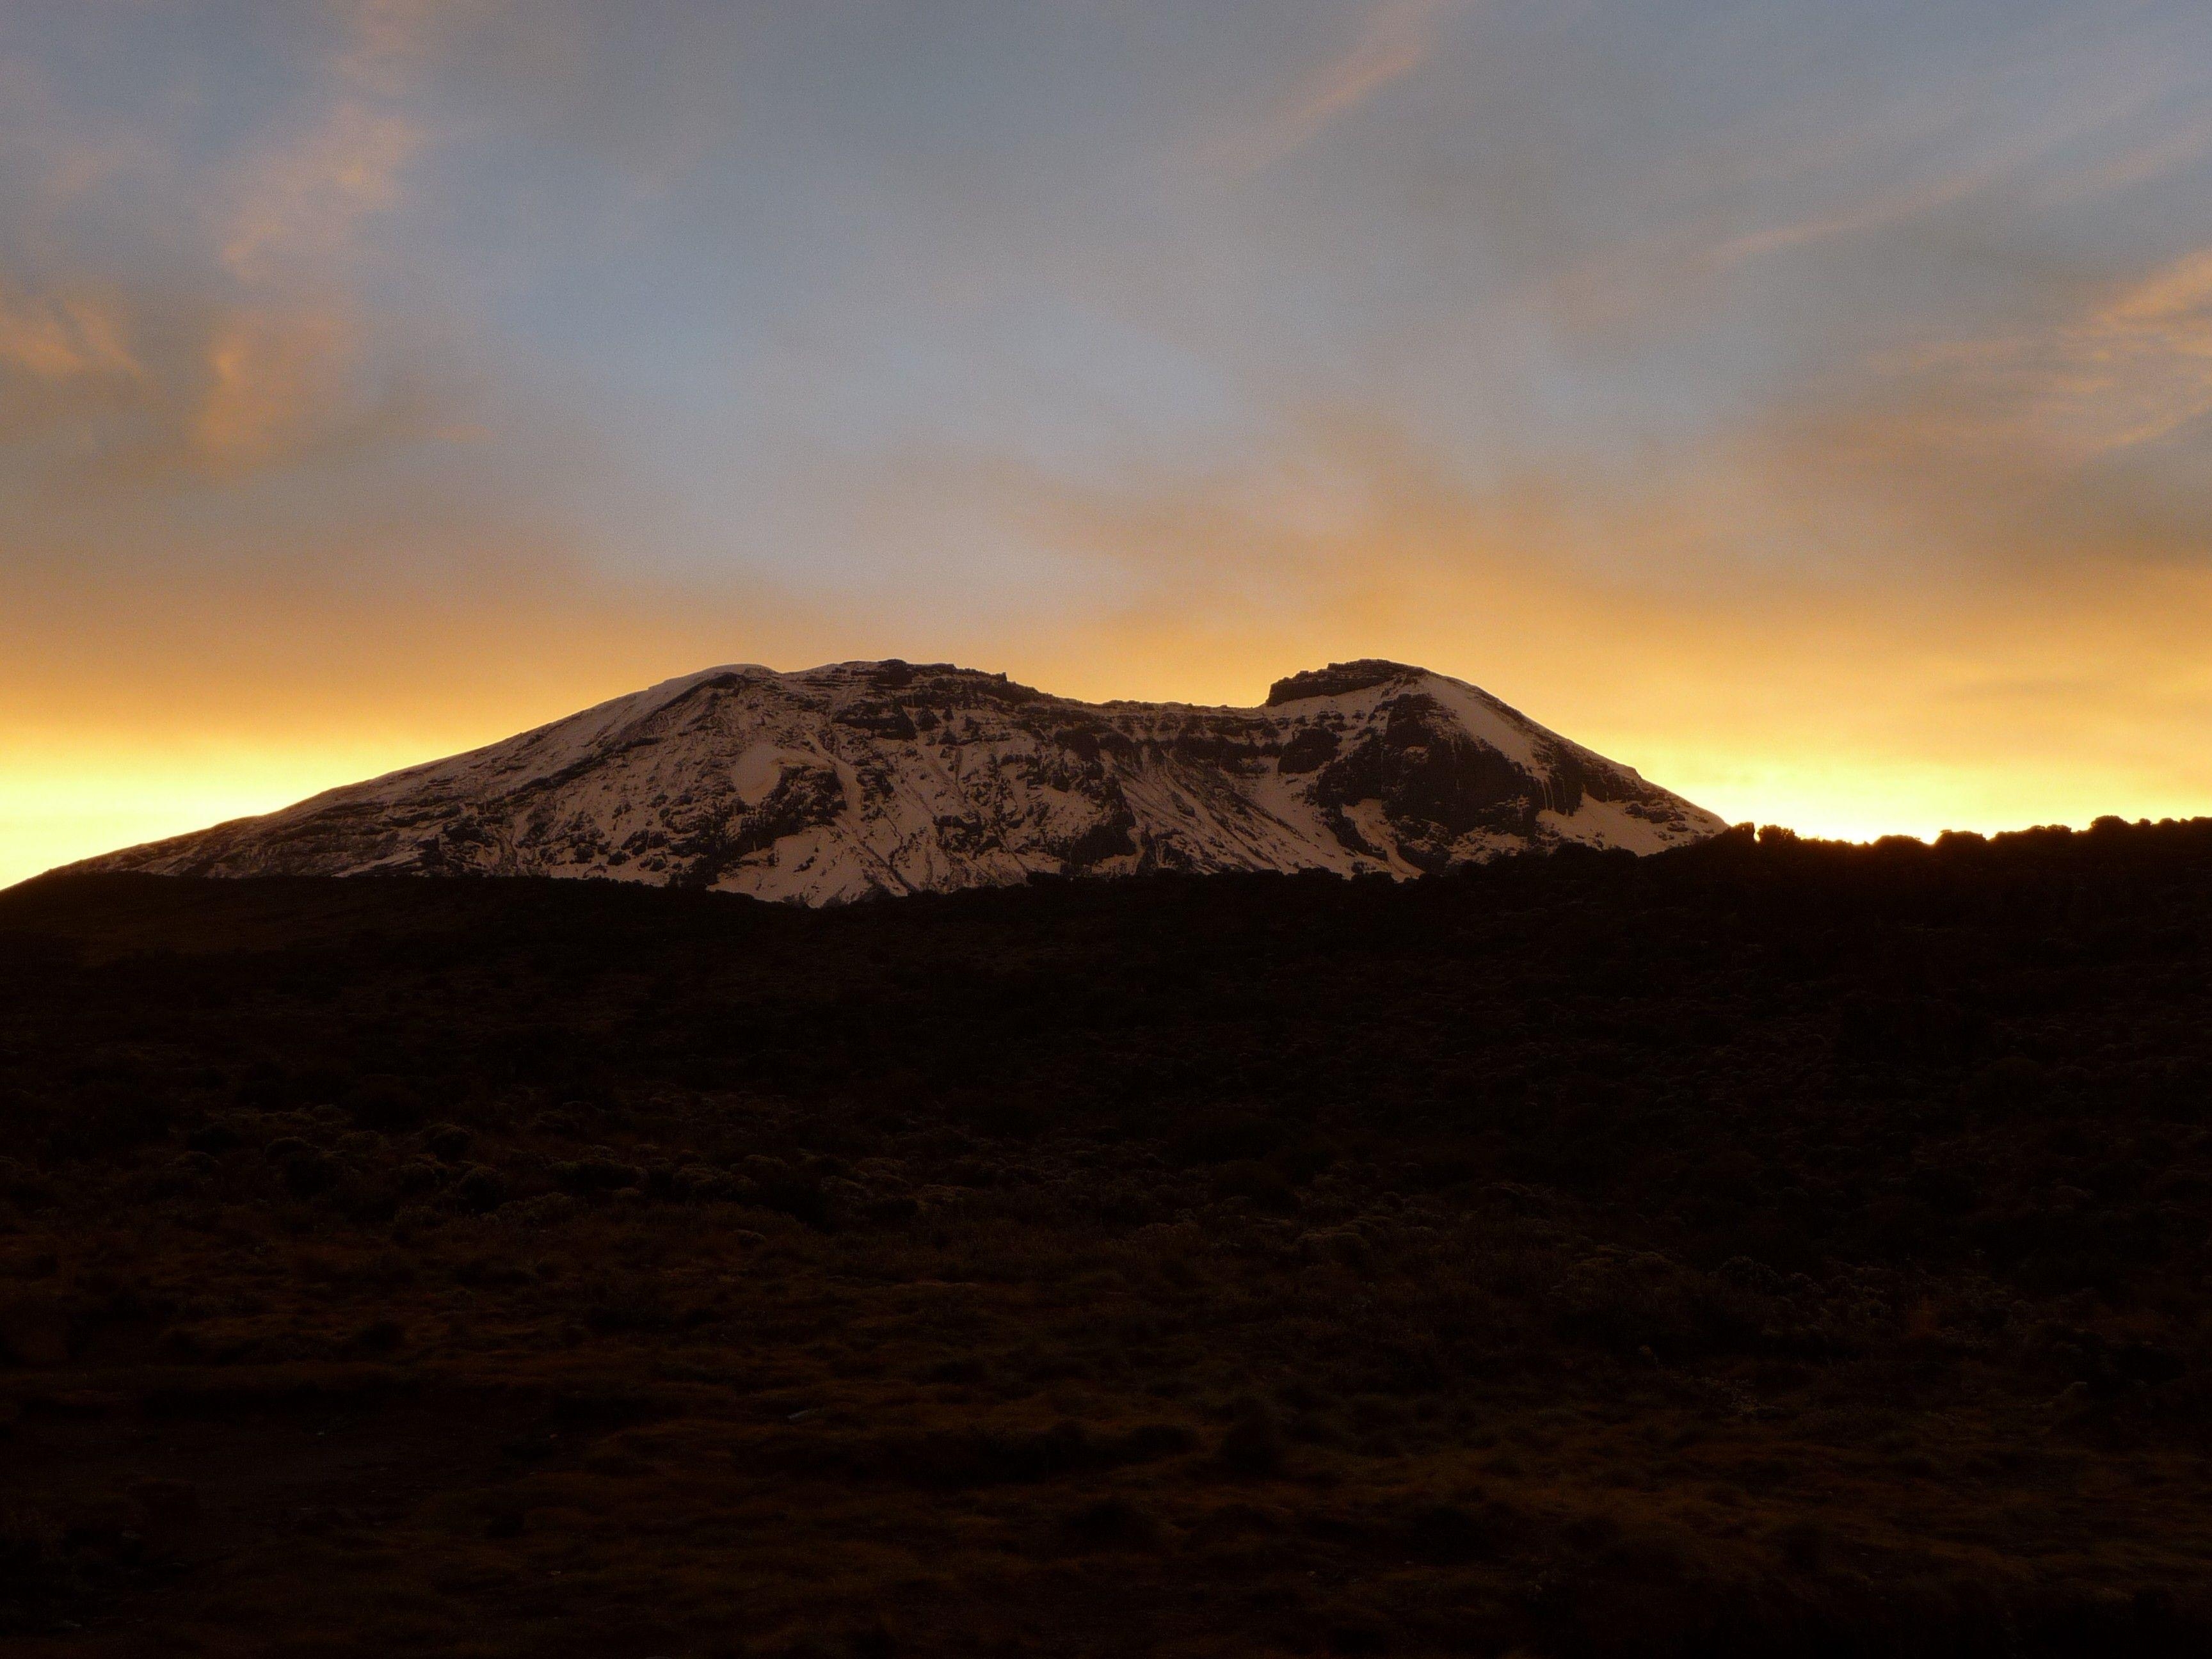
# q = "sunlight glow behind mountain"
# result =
<box><xmin>5</xmin><ymin>0</ymin><xmax>2212</xmax><ymax>883</ymax></box>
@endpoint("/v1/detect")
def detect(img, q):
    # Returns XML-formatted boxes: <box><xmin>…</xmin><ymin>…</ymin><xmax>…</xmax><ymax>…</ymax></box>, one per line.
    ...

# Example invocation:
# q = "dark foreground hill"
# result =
<box><xmin>4</xmin><ymin>819</ymin><xmax>2212</xmax><ymax>1657</ymax></box>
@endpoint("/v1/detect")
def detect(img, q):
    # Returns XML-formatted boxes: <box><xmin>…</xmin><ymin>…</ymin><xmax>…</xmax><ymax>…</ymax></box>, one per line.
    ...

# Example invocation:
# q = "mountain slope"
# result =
<box><xmin>64</xmin><ymin>659</ymin><xmax>1728</xmax><ymax>903</ymax></box>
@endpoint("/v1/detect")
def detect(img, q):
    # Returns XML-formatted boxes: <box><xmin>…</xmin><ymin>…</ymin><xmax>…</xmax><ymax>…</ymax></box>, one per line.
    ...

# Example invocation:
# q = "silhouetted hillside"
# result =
<box><xmin>4</xmin><ymin>819</ymin><xmax>2212</xmax><ymax>1656</ymax></box>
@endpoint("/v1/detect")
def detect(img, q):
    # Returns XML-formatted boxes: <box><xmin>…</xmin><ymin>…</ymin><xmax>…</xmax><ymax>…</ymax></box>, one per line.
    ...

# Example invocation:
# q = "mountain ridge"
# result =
<box><xmin>62</xmin><ymin>657</ymin><xmax>1729</xmax><ymax>904</ymax></box>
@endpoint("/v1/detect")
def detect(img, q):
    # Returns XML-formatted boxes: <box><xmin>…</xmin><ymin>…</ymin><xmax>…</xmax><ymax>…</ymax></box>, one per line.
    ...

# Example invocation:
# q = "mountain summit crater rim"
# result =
<box><xmin>63</xmin><ymin>659</ymin><xmax>1728</xmax><ymax>904</ymax></box>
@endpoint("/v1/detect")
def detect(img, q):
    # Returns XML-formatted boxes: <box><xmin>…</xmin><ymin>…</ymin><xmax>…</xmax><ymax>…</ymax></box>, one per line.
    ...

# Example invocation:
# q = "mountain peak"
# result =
<box><xmin>1263</xmin><ymin>659</ymin><xmax>1431</xmax><ymax>706</ymax></box>
<box><xmin>65</xmin><ymin>659</ymin><xmax>1726</xmax><ymax>904</ymax></box>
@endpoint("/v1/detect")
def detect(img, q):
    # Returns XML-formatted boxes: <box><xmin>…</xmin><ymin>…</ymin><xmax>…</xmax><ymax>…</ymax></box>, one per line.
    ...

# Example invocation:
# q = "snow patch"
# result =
<box><xmin>68</xmin><ymin>658</ymin><xmax>1727</xmax><ymax>903</ymax></box>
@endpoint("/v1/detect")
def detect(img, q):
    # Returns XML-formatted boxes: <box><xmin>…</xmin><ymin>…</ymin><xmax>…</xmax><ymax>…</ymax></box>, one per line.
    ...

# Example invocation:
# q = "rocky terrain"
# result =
<box><xmin>63</xmin><ymin>659</ymin><xmax>1725</xmax><ymax>903</ymax></box>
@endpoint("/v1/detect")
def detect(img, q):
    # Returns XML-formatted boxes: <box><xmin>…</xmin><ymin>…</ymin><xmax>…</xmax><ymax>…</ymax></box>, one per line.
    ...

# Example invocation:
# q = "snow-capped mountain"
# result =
<box><xmin>65</xmin><ymin>659</ymin><xmax>1729</xmax><ymax>904</ymax></box>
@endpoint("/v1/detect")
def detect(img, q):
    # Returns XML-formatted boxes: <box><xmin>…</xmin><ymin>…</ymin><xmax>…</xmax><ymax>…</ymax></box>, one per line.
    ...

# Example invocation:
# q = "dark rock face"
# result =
<box><xmin>1313</xmin><ymin>695</ymin><xmax>1539</xmax><ymax>841</ymax></box>
<box><xmin>1265</xmin><ymin>660</ymin><xmax>1422</xmax><ymax>706</ymax></box>
<box><xmin>67</xmin><ymin>659</ymin><xmax>1727</xmax><ymax>904</ymax></box>
<box><xmin>1276</xmin><ymin>726</ymin><xmax>1341</xmax><ymax>775</ymax></box>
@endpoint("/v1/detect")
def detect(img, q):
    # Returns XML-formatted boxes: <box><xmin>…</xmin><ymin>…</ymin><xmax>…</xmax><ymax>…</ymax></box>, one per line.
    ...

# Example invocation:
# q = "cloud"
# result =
<box><xmin>800</xmin><ymin>399</ymin><xmax>2212</xmax><ymax>843</ymax></box>
<box><xmin>2060</xmin><ymin>245</ymin><xmax>2212</xmax><ymax>451</ymax></box>
<box><xmin>1786</xmin><ymin>240</ymin><xmax>2212</xmax><ymax>522</ymax></box>
<box><xmin>0</xmin><ymin>281</ymin><xmax>138</xmax><ymax>381</ymax></box>
<box><xmin>1208</xmin><ymin>0</ymin><xmax>1465</xmax><ymax>177</ymax></box>
<box><xmin>220</xmin><ymin>0</ymin><xmax>447</xmax><ymax>282</ymax></box>
<box><xmin>1530</xmin><ymin>19</ymin><xmax>2212</xmax><ymax>342</ymax></box>
<box><xmin>0</xmin><ymin>282</ymin><xmax>458</xmax><ymax>488</ymax></box>
<box><xmin>220</xmin><ymin>100</ymin><xmax>422</xmax><ymax>282</ymax></box>
<box><xmin>193</xmin><ymin>306</ymin><xmax>369</xmax><ymax>469</ymax></box>
<box><xmin>337</xmin><ymin>0</ymin><xmax>450</xmax><ymax>93</ymax></box>
<box><xmin>1704</xmin><ymin>168</ymin><xmax>1992</xmax><ymax>275</ymax></box>
<box><xmin>2037</xmin><ymin>106</ymin><xmax>2212</xmax><ymax>202</ymax></box>
<box><xmin>0</xmin><ymin>0</ymin><xmax>474</xmax><ymax>488</ymax></box>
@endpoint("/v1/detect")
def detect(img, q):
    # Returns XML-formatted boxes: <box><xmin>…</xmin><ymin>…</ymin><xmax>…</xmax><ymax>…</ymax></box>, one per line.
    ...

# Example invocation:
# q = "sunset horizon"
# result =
<box><xmin>7</xmin><ymin>1</ymin><xmax>2212</xmax><ymax>886</ymax></box>
<box><xmin>10</xmin><ymin>637</ymin><xmax>2202</xmax><ymax>892</ymax></box>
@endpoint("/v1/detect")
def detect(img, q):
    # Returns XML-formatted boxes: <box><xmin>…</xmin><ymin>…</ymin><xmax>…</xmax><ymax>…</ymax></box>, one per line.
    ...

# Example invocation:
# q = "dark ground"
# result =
<box><xmin>4</xmin><ymin>819</ymin><xmax>2212</xmax><ymax>1656</ymax></box>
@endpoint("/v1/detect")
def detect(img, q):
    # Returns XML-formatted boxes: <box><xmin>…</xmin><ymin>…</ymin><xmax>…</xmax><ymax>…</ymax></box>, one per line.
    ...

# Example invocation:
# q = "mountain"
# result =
<box><xmin>63</xmin><ymin>659</ymin><xmax>1728</xmax><ymax>904</ymax></box>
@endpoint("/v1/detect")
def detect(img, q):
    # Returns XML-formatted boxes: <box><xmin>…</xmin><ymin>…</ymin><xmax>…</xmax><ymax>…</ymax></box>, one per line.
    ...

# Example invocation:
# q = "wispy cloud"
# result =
<box><xmin>1536</xmin><ymin>21</ymin><xmax>2212</xmax><ymax>339</ymax></box>
<box><xmin>1829</xmin><ymin>243</ymin><xmax>2212</xmax><ymax>483</ymax></box>
<box><xmin>2063</xmin><ymin>246</ymin><xmax>2212</xmax><ymax>451</ymax></box>
<box><xmin>1208</xmin><ymin>0</ymin><xmax>1466</xmax><ymax>177</ymax></box>
<box><xmin>221</xmin><ymin>0</ymin><xmax>441</xmax><ymax>281</ymax></box>
<box><xmin>193</xmin><ymin>306</ymin><xmax>377</xmax><ymax>471</ymax></box>
<box><xmin>0</xmin><ymin>0</ymin><xmax>473</xmax><ymax>486</ymax></box>
<box><xmin>0</xmin><ymin>282</ymin><xmax>137</xmax><ymax>381</ymax></box>
<box><xmin>220</xmin><ymin>100</ymin><xmax>422</xmax><ymax>282</ymax></box>
<box><xmin>1704</xmin><ymin>168</ymin><xmax>1992</xmax><ymax>274</ymax></box>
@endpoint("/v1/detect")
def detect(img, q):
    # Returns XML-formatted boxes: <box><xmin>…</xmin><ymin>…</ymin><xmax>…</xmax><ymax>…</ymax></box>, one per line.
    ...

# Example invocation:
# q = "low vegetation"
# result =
<box><xmin>3</xmin><ymin>819</ymin><xmax>2211</xmax><ymax>1655</ymax></box>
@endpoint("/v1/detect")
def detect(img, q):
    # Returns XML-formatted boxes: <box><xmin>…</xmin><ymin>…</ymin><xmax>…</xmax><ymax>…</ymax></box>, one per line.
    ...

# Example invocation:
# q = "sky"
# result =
<box><xmin>5</xmin><ymin>0</ymin><xmax>2212</xmax><ymax>885</ymax></box>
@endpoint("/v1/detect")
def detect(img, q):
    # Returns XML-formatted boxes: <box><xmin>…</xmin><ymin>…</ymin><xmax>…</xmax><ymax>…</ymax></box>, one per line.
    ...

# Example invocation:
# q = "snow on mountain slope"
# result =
<box><xmin>62</xmin><ymin>659</ymin><xmax>1729</xmax><ymax>904</ymax></box>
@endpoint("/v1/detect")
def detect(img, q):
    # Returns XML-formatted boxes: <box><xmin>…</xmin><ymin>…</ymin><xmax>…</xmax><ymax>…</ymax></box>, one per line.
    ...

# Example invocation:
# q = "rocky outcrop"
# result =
<box><xmin>65</xmin><ymin>659</ymin><xmax>1727</xmax><ymax>904</ymax></box>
